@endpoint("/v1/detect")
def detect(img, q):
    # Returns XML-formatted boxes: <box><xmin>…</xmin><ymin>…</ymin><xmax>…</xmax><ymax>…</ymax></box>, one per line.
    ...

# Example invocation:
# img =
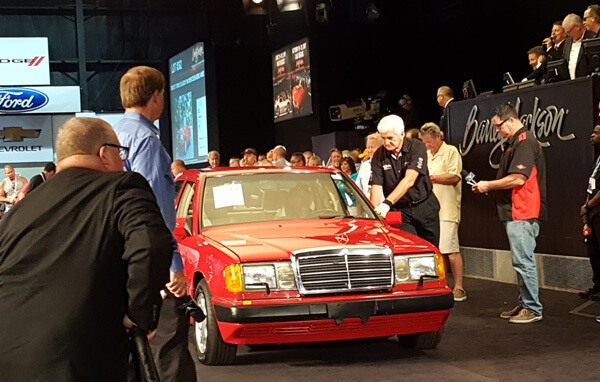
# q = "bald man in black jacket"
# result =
<box><xmin>0</xmin><ymin>117</ymin><xmax>172</xmax><ymax>381</ymax></box>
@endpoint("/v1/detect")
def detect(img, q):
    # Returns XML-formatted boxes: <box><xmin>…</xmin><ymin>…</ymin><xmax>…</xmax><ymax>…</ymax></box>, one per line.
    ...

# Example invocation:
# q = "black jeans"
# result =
<box><xmin>150</xmin><ymin>292</ymin><xmax>197</xmax><ymax>382</ymax></box>
<box><xmin>398</xmin><ymin>193</ymin><xmax>441</xmax><ymax>248</ymax></box>
<box><xmin>587</xmin><ymin>214</ymin><xmax>600</xmax><ymax>289</ymax></box>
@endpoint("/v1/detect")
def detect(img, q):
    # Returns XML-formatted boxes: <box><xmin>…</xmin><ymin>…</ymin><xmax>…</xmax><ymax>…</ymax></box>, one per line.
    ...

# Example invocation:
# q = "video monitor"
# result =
<box><xmin>168</xmin><ymin>42</ymin><xmax>209</xmax><ymax>165</ymax></box>
<box><xmin>462</xmin><ymin>79</ymin><xmax>477</xmax><ymax>99</ymax></box>
<box><xmin>503</xmin><ymin>72</ymin><xmax>515</xmax><ymax>85</ymax></box>
<box><xmin>272</xmin><ymin>37</ymin><xmax>313</xmax><ymax>122</ymax></box>
<box><xmin>582</xmin><ymin>37</ymin><xmax>600</xmax><ymax>74</ymax></box>
<box><xmin>545</xmin><ymin>58</ymin><xmax>570</xmax><ymax>83</ymax></box>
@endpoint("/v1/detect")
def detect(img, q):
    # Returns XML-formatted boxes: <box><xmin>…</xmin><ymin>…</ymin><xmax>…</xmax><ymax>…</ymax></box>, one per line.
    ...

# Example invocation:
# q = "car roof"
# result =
<box><xmin>177</xmin><ymin>166</ymin><xmax>340</xmax><ymax>180</ymax></box>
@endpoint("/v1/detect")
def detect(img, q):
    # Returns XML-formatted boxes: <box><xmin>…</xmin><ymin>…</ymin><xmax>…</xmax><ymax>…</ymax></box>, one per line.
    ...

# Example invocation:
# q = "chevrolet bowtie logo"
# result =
<box><xmin>0</xmin><ymin>127</ymin><xmax>41</xmax><ymax>142</ymax></box>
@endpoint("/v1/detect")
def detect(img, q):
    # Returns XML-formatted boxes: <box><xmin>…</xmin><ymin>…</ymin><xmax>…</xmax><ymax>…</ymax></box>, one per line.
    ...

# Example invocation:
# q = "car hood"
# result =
<box><xmin>201</xmin><ymin>219</ymin><xmax>433</xmax><ymax>262</ymax></box>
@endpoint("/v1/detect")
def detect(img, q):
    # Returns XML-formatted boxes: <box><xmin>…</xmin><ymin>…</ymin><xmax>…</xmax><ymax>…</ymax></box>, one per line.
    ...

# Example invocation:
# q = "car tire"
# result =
<box><xmin>193</xmin><ymin>279</ymin><xmax>237</xmax><ymax>365</ymax></box>
<box><xmin>396</xmin><ymin>329</ymin><xmax>442</xmax><ymax>350</ymax></box>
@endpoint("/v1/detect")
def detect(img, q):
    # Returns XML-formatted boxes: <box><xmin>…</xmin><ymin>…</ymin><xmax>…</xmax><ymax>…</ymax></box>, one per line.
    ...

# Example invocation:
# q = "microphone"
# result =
<box><xmin>462</xmin><ymin>169</ymin><xmax>488</xmax><ymax>195</ymax></box>
<box><xmin>461</xmin><ymin>169</ymin><xmax>477</xmax><ymax>186</ymax></box>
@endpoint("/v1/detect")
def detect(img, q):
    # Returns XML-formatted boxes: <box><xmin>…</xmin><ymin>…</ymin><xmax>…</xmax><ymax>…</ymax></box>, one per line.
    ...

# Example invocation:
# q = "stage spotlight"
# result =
<box><xmin>365</xmin><ymin>1</ymin><xmax>379</xmax><ymax>20</ymax></box>
<box><xmin>315</xmin><ymin>0</ymin><xmax>330</xmax><ymax>24</ymax></box>
<box><xmin>243</xmin><ymin>0</ymin><xmax>270</xmax><ymax>15</ymax></box>
<box><xmin>277</xmin><ymin>0</ymin><xmax>302</xmax><ymax>12</ymax></box>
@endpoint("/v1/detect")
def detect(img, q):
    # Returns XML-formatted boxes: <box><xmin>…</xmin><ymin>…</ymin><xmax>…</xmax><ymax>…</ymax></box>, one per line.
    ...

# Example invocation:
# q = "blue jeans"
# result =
<box><xmin>504</xmin><ymin>219</ymin><xmax>542</xmax><ymax>316</ymax></box>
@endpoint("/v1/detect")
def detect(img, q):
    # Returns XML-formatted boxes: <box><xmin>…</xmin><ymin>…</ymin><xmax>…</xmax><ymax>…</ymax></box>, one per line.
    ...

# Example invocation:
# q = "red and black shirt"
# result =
<box><xmin>495</xmin><ymin>126</ymin><xmax>547</xmax><ymax>221</ymax></box>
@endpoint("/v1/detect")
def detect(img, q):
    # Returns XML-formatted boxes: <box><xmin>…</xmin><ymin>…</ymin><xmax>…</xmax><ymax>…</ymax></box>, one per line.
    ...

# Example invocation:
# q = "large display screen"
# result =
<box><xmin>272</xmin><ymin>37</ymin><xmax>312</xmax><ymax>122</ymax></box>
<box><xmin>168</xmin><ymin>42</ymin><xmax>208</xmax><ymax>164</ymax></box>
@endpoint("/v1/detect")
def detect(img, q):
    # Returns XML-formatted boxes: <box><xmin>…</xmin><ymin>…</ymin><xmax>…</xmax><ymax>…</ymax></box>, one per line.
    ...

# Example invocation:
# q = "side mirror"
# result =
<box><xmin>385</xmin><ymin>211</ymin><xmax>402</xmax><ymax>226</ymax></box>
<box><xmin>174</xmin><ymin>217</ymin><xmax>189</xmax><ymax>238</ymax></box>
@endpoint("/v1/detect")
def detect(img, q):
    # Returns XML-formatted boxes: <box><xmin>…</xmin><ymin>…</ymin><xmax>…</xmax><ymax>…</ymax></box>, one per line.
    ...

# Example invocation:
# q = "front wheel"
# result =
<box><xmin>193</xmin><ymin>279</ymin><xmax>237</xmax><ymax>365</ymax></box>
<box><xmin>396</xmin><ymin>329</ymin><xmax>442</xmax><ymax>350</ymax></box>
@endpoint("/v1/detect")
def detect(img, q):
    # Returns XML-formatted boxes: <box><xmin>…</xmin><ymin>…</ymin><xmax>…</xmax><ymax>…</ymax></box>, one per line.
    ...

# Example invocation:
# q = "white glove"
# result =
<box><xmin>374</xmin><ymin>202</ymin><xmax>390</xmax><ymax>218</ymax></box>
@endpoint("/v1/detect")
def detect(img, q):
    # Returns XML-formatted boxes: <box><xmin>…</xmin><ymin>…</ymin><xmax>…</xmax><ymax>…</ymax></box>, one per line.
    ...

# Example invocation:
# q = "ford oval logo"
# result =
<box><xmin>0</xmin><ymin>88</ymin><xmax>49</xmax><ymax>113</ymax></box>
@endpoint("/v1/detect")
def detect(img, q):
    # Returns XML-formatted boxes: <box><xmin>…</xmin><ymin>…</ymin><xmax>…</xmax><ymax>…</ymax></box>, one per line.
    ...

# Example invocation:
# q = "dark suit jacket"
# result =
<box><xmin>26</xmin><ymin>173</ymin><xmax>45</xmax><ymax>194</ymax></box>
<box><xmin>525</xmin><ymin>61</ymin><xmax>547</xmax><ymax>84</ymax></box>
<box><xmin>439</xmin><ymin>99</ymin><xmax>453</xmax><ymax>138</ymax></box>
<box><xmin>547</xmin><ymin>40</ymin><xmax>565</xmax><ymax>61</ymax></box>
<box><xmin>0</xmin><ymin>168</ymin><xmax>172</xmax><ymax>381</ymax></box>
<box><xmin>561</xmin><ymin>31</ymin><xmax>596</xmax><ymax>78</ymax></box>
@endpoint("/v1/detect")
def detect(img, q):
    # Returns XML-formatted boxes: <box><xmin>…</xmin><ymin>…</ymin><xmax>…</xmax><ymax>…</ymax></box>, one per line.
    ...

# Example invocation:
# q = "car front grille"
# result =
<box><xmin>291</xmin><ymin>246</ymin><xmax>394</xmax><ymax>295</ymax></box>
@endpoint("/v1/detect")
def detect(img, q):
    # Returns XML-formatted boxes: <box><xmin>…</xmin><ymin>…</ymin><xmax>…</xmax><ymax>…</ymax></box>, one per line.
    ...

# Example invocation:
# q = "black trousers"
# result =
<box><xmin>587</xmin><ymin>214</ymin><xmax>600</xmax><ymax>289</ymax></box>
<box><xmin>398</xmin><ymin>193</ymin><xmax>441</xmax><ymax>248</ymax></box>
<box><xmin>150</xmin><ymin>292</ymin><xmax>197</xmax><ymax>382</ymax></box>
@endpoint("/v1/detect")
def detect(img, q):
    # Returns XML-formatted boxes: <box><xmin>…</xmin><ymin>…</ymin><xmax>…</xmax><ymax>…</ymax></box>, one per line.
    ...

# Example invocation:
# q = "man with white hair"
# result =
<box><xmin>370</xmin><ymin>114</ymin><xmax>440</xmax><ymax>247</ymax></box>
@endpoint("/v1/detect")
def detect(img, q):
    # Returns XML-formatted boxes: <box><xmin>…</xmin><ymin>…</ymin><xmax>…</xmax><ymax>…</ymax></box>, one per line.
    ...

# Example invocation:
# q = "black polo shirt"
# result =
<box><xmin>495</xmin><ymin>126</ymin><xmax>547</xmax><ymax>221</ymax></box>
<box><xmin>370</xmin><ymin>138</ymin><xmax>432</xmax><ymax>207</ymax></box>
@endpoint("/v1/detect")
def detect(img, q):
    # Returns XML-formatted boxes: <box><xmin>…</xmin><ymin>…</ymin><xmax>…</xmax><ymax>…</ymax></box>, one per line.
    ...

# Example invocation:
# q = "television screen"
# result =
<box><xmin>582</xmin><ymin>37</ymin><xmax>600</xmax><ymax>74</ymax></box>
<box><xmin>503</xmin><ymin>72</ymin><xmax>515</xmax><ymax>85</ymax></box>
<box><xmin>462</xmin><ymin>79</ymin><xmax>477</xmax><ymax>99</ymax></box>
<box><xmin>545</xmin><ymin>58</ymin><xmax>569</xmax><ymax>83</ymax></box>
<box><xmin>272</xmin><ymin>37</ymin><xmax>313</xmax><ymax>122</ymax></box>
<box><xmin>168</xmin><ymin>42</ymin><xmax>209</xmax><ymax>165</ymax></box>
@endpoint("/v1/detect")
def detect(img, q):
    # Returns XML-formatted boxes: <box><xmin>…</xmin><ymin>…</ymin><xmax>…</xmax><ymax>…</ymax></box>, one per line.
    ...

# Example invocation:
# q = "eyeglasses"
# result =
<box><xmin>564</xmin><ymin>24</ymin><xmax>578</xmax><ymax>35</ymax></box>
<box><xmin>101</xmin><ymin>143</ymin><xmax>129</xmax><ymax>160</ymax></box>
<box><xmin>493</xmin><ymin>118</ymin><xmax>510</xmax><ymax>129</ymax></box>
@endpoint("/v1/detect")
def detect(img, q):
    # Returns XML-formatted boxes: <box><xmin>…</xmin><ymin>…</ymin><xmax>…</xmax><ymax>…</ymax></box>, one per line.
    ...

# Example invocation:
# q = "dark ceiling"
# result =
<box><xmin>0</xmin><ymin>0</ymin><xmax>595</xmax><ymax>159</ymax></box>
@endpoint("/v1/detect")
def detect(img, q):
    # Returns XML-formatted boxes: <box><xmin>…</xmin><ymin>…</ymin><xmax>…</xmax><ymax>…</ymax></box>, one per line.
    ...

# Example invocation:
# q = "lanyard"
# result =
<box><xmin>592</xmin><ymin>156</ymin><xmax>600</xmax><ymax>178</ymax></box>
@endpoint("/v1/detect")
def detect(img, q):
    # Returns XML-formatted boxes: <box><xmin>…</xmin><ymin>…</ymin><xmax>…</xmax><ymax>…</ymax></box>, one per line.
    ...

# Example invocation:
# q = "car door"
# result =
<box><xmin>175</xmin><ymin>179</ymin><xmax>200</xmax><ymax>283</ymax></box>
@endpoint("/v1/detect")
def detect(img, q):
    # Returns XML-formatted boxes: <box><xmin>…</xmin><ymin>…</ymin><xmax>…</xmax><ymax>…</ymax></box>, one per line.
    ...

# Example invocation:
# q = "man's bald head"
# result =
<box><xmin>56</xmin><ymin>117</ymin><xmax>119</xmax><ymax>162</ymax></box>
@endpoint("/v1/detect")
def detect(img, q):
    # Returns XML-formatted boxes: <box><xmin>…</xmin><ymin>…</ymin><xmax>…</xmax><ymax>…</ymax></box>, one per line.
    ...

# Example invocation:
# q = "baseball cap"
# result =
<box><xmin>242</xmin><ymin>148</ymin><xmax>257</xmax><ymax>156</ymax></box>
<box><xmin>358</xmin><ymin>148</ymin><xmax>369</xmax><ymax>159</ymax></box>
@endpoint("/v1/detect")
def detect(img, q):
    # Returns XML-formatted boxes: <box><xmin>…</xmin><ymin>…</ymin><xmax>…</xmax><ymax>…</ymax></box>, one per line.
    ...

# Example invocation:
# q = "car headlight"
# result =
<box><xmin>409</xmin><ymin>256</ymin><xmax>437</xmax><ymax>280</ymax></box>
<box><xmin>394</xmin><ymin>257</ymin><xmax>410</xmax><ymax>283</ymax></box>
<box><xmin>275</xmin><ymin>263</ymin><xmax>296</xmax><ymax>289</ymax></box>
<box><xmin>243</xmin><ymin>264</ymin><xmax>277</xmax><ymax>290</ymax></box>
<box><xmin>394</xmin><ymin>254</ymin><xmax>440</xmax><ymax>284</ymax></box>
<box><xmin>224</xmin><ymin>262</ymin><xmax>296</xmax><ymax>293</ymax></box>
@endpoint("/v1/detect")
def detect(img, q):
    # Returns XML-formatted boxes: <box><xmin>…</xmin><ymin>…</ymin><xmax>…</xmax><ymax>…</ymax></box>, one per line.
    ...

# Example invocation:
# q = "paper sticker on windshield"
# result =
<box><xmin>331</xmin><ymin>173</ymin><xmax>343</xmax><ymax>180</ymax></box>
<box><xmin>213</xmin><ymin>183</ymin><xmax>245</xmax><ymax>208</ymax></box>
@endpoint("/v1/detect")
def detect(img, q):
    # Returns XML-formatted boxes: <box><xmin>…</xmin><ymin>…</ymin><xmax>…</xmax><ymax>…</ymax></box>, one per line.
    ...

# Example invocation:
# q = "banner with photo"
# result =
<box><xmin>272</xmin><ymin>37</ymin><xmax>312</xmax><ymax>122</ymax></box>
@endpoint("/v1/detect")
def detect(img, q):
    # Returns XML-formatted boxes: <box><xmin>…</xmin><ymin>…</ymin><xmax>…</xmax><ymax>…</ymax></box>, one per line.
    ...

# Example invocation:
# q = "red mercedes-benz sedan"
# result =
<box><xmin>174</xmin><ymin>166</ymin><xmax>453</xmax><ymax>365</ymax></box>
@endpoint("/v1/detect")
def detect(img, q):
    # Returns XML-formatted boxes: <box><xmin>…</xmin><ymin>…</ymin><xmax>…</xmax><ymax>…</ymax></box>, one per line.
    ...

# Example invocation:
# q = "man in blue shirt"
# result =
<box><xmin>113</xmin><ymin>66</ymin><xmax>197</xmax><ymax>381</ymax></box>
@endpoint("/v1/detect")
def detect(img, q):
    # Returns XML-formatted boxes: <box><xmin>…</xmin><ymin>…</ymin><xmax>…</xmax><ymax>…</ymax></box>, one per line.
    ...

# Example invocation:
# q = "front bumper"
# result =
<box><xmin>215</xmin><ymin>292</ymin><xmax>454</xmax><ymax>324</ymax></box>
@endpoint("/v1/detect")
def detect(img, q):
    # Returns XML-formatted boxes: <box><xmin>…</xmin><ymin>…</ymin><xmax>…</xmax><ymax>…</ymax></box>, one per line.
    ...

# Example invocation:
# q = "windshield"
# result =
<box><xmin>201</xmin><ymin>172</ymin><xmax>377</xmax><ymax>227</ymax></box>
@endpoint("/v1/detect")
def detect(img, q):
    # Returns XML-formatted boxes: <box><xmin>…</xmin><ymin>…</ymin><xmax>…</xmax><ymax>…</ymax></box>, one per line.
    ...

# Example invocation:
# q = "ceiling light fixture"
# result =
<box><xmin>277</xmin><ymin>0</ymin><xmax>303</xmax><ymax>12</ymax></box>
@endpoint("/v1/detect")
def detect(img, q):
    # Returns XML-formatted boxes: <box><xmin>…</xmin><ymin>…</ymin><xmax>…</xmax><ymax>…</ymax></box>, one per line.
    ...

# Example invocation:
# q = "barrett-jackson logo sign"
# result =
<box><xmin>0</xmin><ymin>56</ymin><xmax>46</xmax><ymax>66</ymax></box>
<box><xmin>0</xmin><ymin>88</ymin><xmax>49</xmax><ymax>113</ymax></box>
<box><xmin>458</xmin><ymin>97</ymin><xmax>575</xmax><ymax>169</ymax></box>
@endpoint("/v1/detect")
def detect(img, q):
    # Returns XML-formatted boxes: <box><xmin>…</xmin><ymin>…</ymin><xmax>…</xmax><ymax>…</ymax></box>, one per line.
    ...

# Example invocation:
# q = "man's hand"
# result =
<box><xmin>374</xmin><ymin>203</ymin><xmax>390</xmax><ymax>218</ymax></box>
<box><xmin>166</xmin><ymin>270</ymin><xmax>187</xmax><ymax>297</ymax></box>
<box><xmin>122</xmin><ymin>315</ymin><xmax>155</xmax><ymax>340</ymax></box>
<box><xmin>472</xmin><ymin>181</ymin><xmax>490</xmax><ymax>194</ymax></box>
